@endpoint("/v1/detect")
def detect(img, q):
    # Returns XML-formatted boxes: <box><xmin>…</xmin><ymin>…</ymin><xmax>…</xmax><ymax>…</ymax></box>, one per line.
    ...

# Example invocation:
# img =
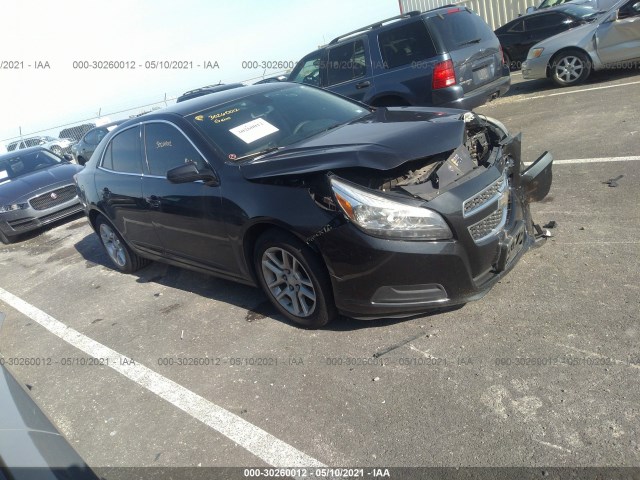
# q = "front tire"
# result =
<box><xmin>550</xmin><ymin>50</ymin><xmax>591</xmax><ymax>87</ymax></box>
<box><xmin>95</xmin><ymin>214</ymin><xmax>149</xmax><ymax>273</ymax></box>
<box><xmin>254</xmin><ymin>229</ymin><xmax>337</xmax><ymax>328</ymax></box>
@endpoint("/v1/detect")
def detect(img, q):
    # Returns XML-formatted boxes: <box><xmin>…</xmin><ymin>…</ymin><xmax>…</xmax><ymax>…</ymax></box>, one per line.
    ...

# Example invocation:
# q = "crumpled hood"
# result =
<box><xmin>0</xmin><ymin>163</ymin><xmax>82</xmax><ymax>204</ymax></box>
<box><xmin>240</xmin><ymin>107</ymin><xmax>467</xmax><ymax>179</ymax></box>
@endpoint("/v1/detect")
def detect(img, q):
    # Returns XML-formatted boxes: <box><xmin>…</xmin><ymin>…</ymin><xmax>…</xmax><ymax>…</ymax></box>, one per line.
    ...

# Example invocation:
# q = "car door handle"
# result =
<box><xmin>145</xmin><ymin>195</ymin><xmax>161</xmax><ymax>209</ymax></box>
<box><xmin>355</xmin><ymin>81</ymin><xmax>371</xmax><ymax>89</ymax></box>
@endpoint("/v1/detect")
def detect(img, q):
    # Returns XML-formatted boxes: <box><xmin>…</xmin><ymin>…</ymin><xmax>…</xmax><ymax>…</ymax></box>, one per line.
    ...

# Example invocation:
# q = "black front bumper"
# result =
<box><xmin>317</xmin><ymin>134</ymin><xmax>553</xmax><ymax>319</ymax></box>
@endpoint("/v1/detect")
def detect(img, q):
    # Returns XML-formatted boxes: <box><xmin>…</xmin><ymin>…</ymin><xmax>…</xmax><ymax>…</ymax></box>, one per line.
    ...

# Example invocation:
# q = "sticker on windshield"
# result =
<box><xmin>229</xmin><ymin>118</ymin><xmax>279</xmax><ymax>144</ymax></box>
<box><xmin>0</xmin><ymin>170</ymin><xmax>8</xmax><ymax>180</ymax></box>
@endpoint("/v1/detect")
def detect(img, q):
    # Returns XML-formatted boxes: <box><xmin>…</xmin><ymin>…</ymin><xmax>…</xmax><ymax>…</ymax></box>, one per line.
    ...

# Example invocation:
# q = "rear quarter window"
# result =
<box><xmin>425</xmin><ymin>9</ymin><xmax>496</xmax><ymax>52</ymax></box>
<box><xmin>378</xmin><ymin>21</ymin><xmax>437</xmax><ymax>69</ymax></box>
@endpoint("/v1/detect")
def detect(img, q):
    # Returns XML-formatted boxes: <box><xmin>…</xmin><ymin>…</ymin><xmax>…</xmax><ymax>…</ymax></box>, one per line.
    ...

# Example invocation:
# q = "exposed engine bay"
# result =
<box><xmin>324</xmin><ymin>113</ymin><xmax>507</xmax><ymax>202</ymax></box>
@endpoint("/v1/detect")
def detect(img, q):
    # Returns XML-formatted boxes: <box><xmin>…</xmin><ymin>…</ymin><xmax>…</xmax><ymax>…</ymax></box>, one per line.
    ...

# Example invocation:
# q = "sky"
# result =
<box><xmin>0</xmin><ymin>0</ymin><xmax>399</xmax><ymax>145</ymax></box>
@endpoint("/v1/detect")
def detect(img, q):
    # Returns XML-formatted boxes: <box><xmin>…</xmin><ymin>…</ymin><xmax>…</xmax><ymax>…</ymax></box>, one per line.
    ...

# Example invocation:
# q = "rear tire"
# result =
<box><xmin>95</xmin><ymin>214</ymin><xmax>149</xmax><ymax>273</ymax></box>
<box><xmin>550</xmin><ymin>50</ymin><xmax>591</xmax><ymax>87</ymax></box>
<box><xmin>254</xmin><ymin>229</ymin><xmax>337</xmax><ymax>328</ymax></box>
<box><xmin>503</xmin><ymin>51</ymin><xmax>516</xmax><ymax>71</ymax></box>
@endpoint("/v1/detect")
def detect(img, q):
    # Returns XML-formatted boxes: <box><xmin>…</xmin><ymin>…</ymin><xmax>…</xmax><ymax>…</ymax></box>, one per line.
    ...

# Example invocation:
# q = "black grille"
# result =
<box><xmin>29</xmin><ymin>185</ymin><xmax>77</xmax><ymax>210</ymax></box>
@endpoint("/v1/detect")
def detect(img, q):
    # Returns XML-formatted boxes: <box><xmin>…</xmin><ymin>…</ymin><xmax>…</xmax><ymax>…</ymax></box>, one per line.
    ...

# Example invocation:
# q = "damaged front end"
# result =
<box><xmin>242</xmin><ymin>109</ymin><xmax>553</xmax><ymax>319</ymax></box>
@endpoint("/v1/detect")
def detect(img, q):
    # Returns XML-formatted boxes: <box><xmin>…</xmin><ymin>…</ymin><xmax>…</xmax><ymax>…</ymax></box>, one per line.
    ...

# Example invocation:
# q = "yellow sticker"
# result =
<box><xmin>195</xmin><ymin>115</ymin><xmax>204</xmax><ymax>121</ymax></box>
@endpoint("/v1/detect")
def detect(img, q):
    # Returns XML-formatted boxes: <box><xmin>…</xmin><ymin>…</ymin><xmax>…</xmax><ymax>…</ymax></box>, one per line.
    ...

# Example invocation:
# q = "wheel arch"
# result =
<box><xmin>241</xmin><ymin>220</ymin><xmax>322</xmax><ymax>284</ymax></box>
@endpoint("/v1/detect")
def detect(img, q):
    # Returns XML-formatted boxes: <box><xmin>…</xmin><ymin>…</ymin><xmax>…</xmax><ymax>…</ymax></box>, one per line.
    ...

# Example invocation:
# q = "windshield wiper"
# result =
<box><xmin>234</xmin><ymin>146</ymin><xmax>283</xmax><ymax>162</ymax></box>
<box><xmin>458</xmin><ymin>38</ymin><xmax>481</xmax><ymax>47</ymax></box>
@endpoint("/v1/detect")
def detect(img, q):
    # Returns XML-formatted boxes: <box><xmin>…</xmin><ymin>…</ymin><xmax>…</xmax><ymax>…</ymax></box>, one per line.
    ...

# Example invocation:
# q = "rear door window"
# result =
<box><xmin>378</xmin><ymin>21</ymin><xmax>437</xmax><ymax>69</ymax></box>
<box><xmin>425</xmin><ymin>9</ymin><xmax>495</xmax><ymax>51</ymax></box>
<box><xmin>102</xmin><ymin>126</ymin><xmax>143</xmax><ymax>174</ymax></box>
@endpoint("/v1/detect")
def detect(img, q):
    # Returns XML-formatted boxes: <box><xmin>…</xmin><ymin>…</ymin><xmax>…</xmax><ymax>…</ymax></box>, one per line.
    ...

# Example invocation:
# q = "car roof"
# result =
<box><xmin>328</xmin><ymin>6</ymin><xmax>476</xmax><ymax>45</ymax></box>
<box><xmin>0</xmin><ymin>146</ymin><xmax>48</xmax><ymax>160</ymax></box>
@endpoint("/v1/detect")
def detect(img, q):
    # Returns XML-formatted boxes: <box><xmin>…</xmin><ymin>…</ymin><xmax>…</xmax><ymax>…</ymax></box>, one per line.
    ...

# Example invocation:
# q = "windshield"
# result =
<box><xmin>186</xmin><ymin>85</ymin><xmax>370</xmax><ymax>161</ymax></box>
<box><xmin>0</xmin><ymin>150</ymin><xmax>62</xmax><ymax>182</ymax></box>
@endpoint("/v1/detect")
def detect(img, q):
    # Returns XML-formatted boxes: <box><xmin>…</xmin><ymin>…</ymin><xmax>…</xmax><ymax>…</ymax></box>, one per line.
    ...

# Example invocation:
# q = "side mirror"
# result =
<box><xmin>525</xmin><ymin>6</ymin><xmax>536</xmax><ymax>14</ymax></box>
<box><xmin>167</xmin><ymin>161</ymin><xmax>219</xmax><ymax>186</ymax></box>
<box><xmin>63</xmin><ymin>153</ymin><xmax>74</xmax><ymax>162</ymax></box>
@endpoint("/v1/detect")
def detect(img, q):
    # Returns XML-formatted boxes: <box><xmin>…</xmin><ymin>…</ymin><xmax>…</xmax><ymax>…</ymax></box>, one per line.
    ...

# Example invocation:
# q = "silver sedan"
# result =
<box><xmin>522</xmin><ymin>0</ymin><xmax>640</xmax><ymax>86</ymax></box>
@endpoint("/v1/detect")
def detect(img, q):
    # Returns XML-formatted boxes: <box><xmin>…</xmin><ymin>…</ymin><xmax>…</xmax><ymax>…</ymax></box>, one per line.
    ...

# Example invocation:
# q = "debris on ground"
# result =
<box><xmin>543</xmin><ymin>220</ymin><xmax>557</xmax><ymax>229</ymax></box>
<box><xmin>602</xmin><ymin>175</ymin><xmax>624</xmax><ymax>187</ymax></box>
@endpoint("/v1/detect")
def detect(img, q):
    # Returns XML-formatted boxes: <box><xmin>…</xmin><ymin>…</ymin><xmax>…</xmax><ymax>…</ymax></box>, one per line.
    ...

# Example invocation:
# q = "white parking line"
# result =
<box><xmin>0</xmin><ymin>286</ymin><xmax>325</xmax><ymax>470</ymax></box>
<box><xmin>513</xmin><ymin>80</ymin><xmax>640</xmax><ymax>102</ymax></box>
<box><xmin>524</xmin><ymin>155</ymin><xmax>640</xmax><ymax>166</ymax></box>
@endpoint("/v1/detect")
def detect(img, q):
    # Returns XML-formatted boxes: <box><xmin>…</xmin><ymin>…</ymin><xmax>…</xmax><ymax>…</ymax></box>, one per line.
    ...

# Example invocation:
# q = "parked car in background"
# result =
<box><xmin>59</xmin><ymin>123</ymin><xmax>96</xmax><ymax>143</ymax></box>
<box><xmin>522</xmin><ymin>0</ymin><xmax>640</xmax><ymax>86</ymax></box>
<box><xmin>0</xmin><ymin>147</ymin><xmax>83</xmax><ymax>244</ymax></box>
<box><xmin>74</xmin><ymin>83</ymin><xmax>553</xmax><ymax>328</ymax></box>
<box><xmin>496</xmin><ymin>4</ymin><xmax>600</xmax><ymax>69</ymax></box>
<box><xmin>525</xmin><ymin>0</ymin><xmax>619</xmax><ymax>13</ymax></box>
<box><xmin>288</xmin><ymin>7</ymin><xmax>510</xmax><ymax>110</ymax></box>
<box><xmin>6</xmin><ymin>136</ymin><xmax>75</xmax><ymax>157</ymax></box>
<box><xmin>71</xmin><ymin>121</ymin><xmax>121</xmax><ymax>166</ymax></box>
<box><xmin>176</xmin><ymin>83</ymin><xmax>245</xmax><ymax>103</ymax></box>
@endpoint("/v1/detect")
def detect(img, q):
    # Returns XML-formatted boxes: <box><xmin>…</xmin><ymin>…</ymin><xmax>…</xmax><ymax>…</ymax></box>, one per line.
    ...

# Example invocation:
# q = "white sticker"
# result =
<box><xmin>0</xmin><ymin>170</ymin><xmax>8</xmax><ymax>180</ymax></box>
<box><xmin>229</xmin><ymin>118</ymin><xmax>279</xmax><ymax>144</ymax></box>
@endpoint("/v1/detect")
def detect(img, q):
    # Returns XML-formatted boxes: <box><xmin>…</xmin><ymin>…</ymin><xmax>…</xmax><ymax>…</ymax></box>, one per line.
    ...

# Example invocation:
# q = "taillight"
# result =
<box><xmin>432</xmin><ymin>60</ymin><xmax>456</xmax><ymax>89</ymax></box>
<box><xmin>499</xmin><ymin>45</ymin><xmax>506</xmax><ymax>65</ymax></box>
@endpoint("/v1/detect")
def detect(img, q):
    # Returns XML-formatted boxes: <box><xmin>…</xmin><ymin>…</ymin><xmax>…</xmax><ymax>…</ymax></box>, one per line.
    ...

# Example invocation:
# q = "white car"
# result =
<box><xmin>522</xmin><ymin>0</ymin><xmax>640</xmax><ymax>86</ymax></box>
<box><xmin>6</xmin><ymin>136</ymin><xmax>75</xmax><ymax>157</ymax></box>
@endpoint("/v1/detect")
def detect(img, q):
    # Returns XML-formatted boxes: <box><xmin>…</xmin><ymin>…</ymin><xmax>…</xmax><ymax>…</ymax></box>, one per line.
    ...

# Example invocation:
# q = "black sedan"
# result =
<box><xmin>74</xmin><ymin>83</ymin><xmax>553</xmax><ymax>328</ymax></box>
<box><xmin>0</xmin><ymin>148</ymin><xmax>84</xmax><ymax>244</ymax></box>
<box><xmin>496</xmin><ymin>4</ymin><xmax>600</xmax><ymax>69</ymax></box>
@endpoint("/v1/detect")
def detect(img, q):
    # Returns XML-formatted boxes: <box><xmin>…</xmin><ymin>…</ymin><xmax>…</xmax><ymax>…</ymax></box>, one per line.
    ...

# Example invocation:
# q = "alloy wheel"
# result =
<box><xmin>555</xmin><ymin>56</ymin><xmax>584</xmax><ymax>84</ymax></box>
<box><xmin>261</xmin><ymin>247</ymin><xmax>317</xmax><ymax>317</ymax></box>
<box><xmin>100</xmin><ymin>223</ymin><xmax>127</xmax><ymax>267</ymax></box>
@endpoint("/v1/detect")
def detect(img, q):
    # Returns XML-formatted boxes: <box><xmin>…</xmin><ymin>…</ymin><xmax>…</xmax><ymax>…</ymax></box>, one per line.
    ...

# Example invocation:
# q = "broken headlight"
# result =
<box><xmin>330</xmin><ymin>177</ymin><xmax>452</xmax><ymax>240</ymax></box>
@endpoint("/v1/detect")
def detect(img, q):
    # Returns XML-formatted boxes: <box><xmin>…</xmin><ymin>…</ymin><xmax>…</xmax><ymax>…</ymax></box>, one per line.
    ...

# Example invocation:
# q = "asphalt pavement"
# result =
<box><xmin>0</xmin><ymin>69</ymin><xmax>639</xmax><ymax>478</ymax></box>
